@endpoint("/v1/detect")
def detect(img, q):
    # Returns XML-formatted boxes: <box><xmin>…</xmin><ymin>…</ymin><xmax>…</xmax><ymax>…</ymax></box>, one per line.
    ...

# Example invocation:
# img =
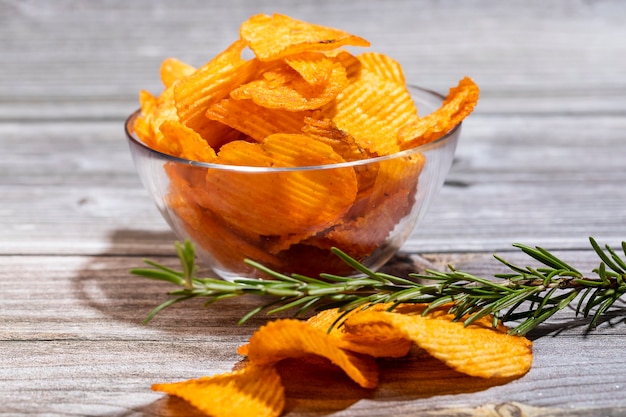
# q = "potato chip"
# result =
<box><xmin>174</xmin><ymin>40</ymin><xmax>257</xmax><ymax>134</ymax></box>
<box><xmin>306</xmin><ymin>307</ymin><xmax>412</xmax><ymax>358</ymax></box>
<box><xmin>301</xmin><ymin>116</ymin><xmax>369</xmax><ymax>162</ymax></box>
<box><xmin>323</xmin><ymin>69</ymin><xmax>418</xmax><ymax>156</ymax></box>
<box><xmin>398</xmin><ymin>76</ymin><xmax>480</xmax><ymax>149</ymax></box>
<box><xmin>285</xmin><ymin>52</ymin><xmax>335</xmax><ymax>85</ymax></box>
<box><xmin>206</xmin><ymin>97</ymin><xmax>313</xmax><ymax>142</ymax></box>
<box><xmin>195</xmin><ymin>134</ymin><xmax>357</xmax><ymax>238</ymax></box>
<box><xmin>357</xmin><ymin>52</ymin><xmax>406</xmax><ymax>85</ymax></box>
<box><xmin>159</xmin><ymin>120</ymin><xmax>217</xmax><ymax>162</ymax></box>
<box><xmin>152</xmin><ymin>364</ymin><xmax>285</xmax><ymax>417</ymax></box>
<box><xmin>164</xmin><ymin>163</ymin><xmax>281</xmax><ymax>273</ymax></box>
<box><xmin>159</xmin><ymin>57</ymin><xmax>196</xmax><ymax>88</ymax></box>
<box><xmin>246</xmin><ymin>319</ymin><xmax>379</xmax><ymax>389</ymax></box>
<box><xmin>230</xmin><ymin>61</ymin><xmax>348</xmax><ymax>111</ymax></box>
<box><xmin>137</xmin><ymin>86</ymin><xmax>181</xmax><ymax>154</ymax></box>
<box><xmin>345</xmin><ymin>305</ymin><xmax>533</xmax><ymax>378</ymax></box>
<box><xmin>305</xmin><ymin>153</ymin><xmax>424</xmax><ymax>258</ymax></box>
<box><xmin>333</xmin><ymin>50</ymin><xmax>362</xmax><ymax>80</ymax></box>
<box><xmin>240</xmin><ymin>13</ymin><xmax>370</xmax><ymax>61</ymax></box>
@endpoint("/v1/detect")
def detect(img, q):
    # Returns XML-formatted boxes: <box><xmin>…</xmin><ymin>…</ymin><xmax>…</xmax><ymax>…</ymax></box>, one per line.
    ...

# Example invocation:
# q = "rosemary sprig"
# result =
<box><xmin>130</xmin><ymin>237</ymin><xmax>626</xmax><ymax>335</ymax></box>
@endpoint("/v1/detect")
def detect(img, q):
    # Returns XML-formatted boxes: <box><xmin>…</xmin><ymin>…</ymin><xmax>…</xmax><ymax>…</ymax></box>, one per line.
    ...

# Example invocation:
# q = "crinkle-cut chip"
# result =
<box><xmin>160</xmin><ymin>57</ymin><xmax>196</xmax><ymax>88</ymax></box>
<box><xmin>306</xmin><ymin>189</ymin><xmax>411</xmax><ymax>258</ymax></box>
<box><xmin>207</xmin><ymin>97</ymin><xmax>313</xmax><ymax>142</ymax></box>
<box><xmin>139</xmin><ymin>89</ymin><xmax>157</xmax><ymax>121</ymax></box>
<box><xmin>137</xmin><ymin>86</ymin><xmax>181</xmax><ymax>155</ymax></box>
<box><xmin>398</xmin><ymin>76</ymin><xmax>479</xmax><ymax>150</ymax></box>
<box><xmin>174</xmin><ymin>40</ymin><xmax>258</xmax><ymax>133</ymax></box>
<box><xmin>246</xmin><ymin>319</ymin><xmax>379</xmax><ymax>389</ymax></box>
<box><xmin>306</xmin><ymin>307</ymin><xmax>412</xmax><ymax>358</ymax></box>
<box><xmin>323</xmin><ymin>69</ymin><xmax>417</xmax><ymax>156</ymax></box>
<box><xmin>194</xmin><ymin>118</ymin><xmax>246</xmax><ymax>151</ymax></box>
<box><xmin>285</xmin><ymin>52</ymin><xmax>335</xmax><ymax>85</ymax></box>
<box><xmin>133</xmin><ymin>113</ymin><xmax>155</xmax><ymax>149</ymax></box>
<box><xmin>301</xmin><ymin>116</ymin><xmax>370</xmax><ymax>162</ymax></box>
<box><xmin>357</xmin><ymin>52</ymin><xmax>406</xmax><ymax>85</ymax></box>
<box><xmin>159</xmin><ymin>120</ymin><xmax>217</xmax><ymax>162</ymax></box>
<box><xmin>164</xmin><ymin>163</ymin><xmax>280</xmax><ymax>273</ymax></box>
<box><xmin>240</xmin><ymin>13</ymin><xmax>370</xmax><ymax>61</ymax></box>
<box><xmin>333</xmin><ymin>50</ymin><xmax>362</xmax><ymax>80</ymax></box>
<box><xmin>340</xmin><ymin>321</ymin><xmax>413</xmax><ymax>358</ymax></box>
<box><xmin>152</xmin><ymin>364</ymin><xmax>285</xmax><ymax>417</ymax></box>
<box><xmin>230</xmin><ymin>62</ymin><xmax>348</xmax><ymax>111</ymax></box>
<box><xmin>344</xmin><ymin>305</ymin><xmax>533</xmax><ymax>378</ymax></box>
<box><xmin>196</xmin><ymin>134</ymin><xmax>357</xmax><ymax>238</ymax></box>
<box><xmin>306</xmin><ymin>154</ymin><xmax>424</xmax><ymax>258</ymax></box>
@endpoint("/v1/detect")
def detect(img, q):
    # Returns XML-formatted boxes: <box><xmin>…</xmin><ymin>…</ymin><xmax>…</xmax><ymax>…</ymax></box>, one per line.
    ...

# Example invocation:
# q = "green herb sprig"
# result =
<box><xmin>130</xmin><ymin>237</ymin><xmax>626</xmax><ymax>335</ymax></box>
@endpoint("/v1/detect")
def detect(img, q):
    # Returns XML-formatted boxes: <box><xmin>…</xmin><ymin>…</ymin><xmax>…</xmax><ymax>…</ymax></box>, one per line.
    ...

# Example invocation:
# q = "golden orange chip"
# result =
<box><xmin>240</xmin><ymin>13</ymin><xmax>370</xmax><ymax>61</ymax></box>
<box><xmin>285</xmin><ymin>52</ymin><xmax>335</xmax><ymax>85</ymax></box>
<box><xmin>207</xmin><ymin>97</ymin><xmax>313</xmax><ymax>142</ymax></box>
<box><xmin>159</xmin><ymin>120</ymin><xmax>217</xmax><ymax>162</ymax></box>
<box><xmin>305</xmin><ymin>153</ymin><xmax>424</xmax><ymax>258</ymax></box>
<box><xmin>246</xmin><ymin>319</ymin><xmax>379</xmax><ymax>389</ymax></box>
<box><xmin>133</xmin><ymin>90</ymin><xmax>156</xmax><ymax>149</ymax></box>
<box><xmin>135</xmin><ymin>86</ymin><xmax>181</xmax><ymax>155</ymax></box>
<box><xmin>230</xmin><ymin>61</ymin><xmax>348</xmax><ymax>111</ymax></box>
<box><xmin>345</xmin><ymin>305</ymin><xmax>533</xmax><ymax>378</ymax></box>
<box><xmin>301</xmin><ymin>116</ymin><xmax>369</xmax><ymax>162</ymax></box>
<box><xmin>195</xmin><ymin>134</ymin><xmax>357</xmax><ymax>239</ymax></box>
<box><xmin>164</xmin><ymin>163</ymin><xmax>281</xmax><ymax>274</ymax></box>
<box><xmin>309</xmin><ymin>188</ymin><xmax>413</xmax><ymax>258</ymax></box>
<box><xmin>398</xmin><ymin>76</ymin><xmax>480</xmax><ymax>149</ymax></box>
<box><xmin>159</xmin><ymin>57</ymin><xmax>196</xmax><ymax>88</ymax></box>
<box><xmin>306</xmin><ymin>307</ymin><xmax>412</xmax><ymax>358</ymax></box>
<box><xmin>152</xmin><ymin>364</ymin><xmax>285</xmax><ymax>417</ymax></box>
<box><xmin>323</xmin><ymin>69</ymin><xmax>418</xmax><ymax>156</ymax></box>
<box><xmin>357</xmin><ymin>52</ymin><xmax>406</xmax><ymax>85</ymax></box>
<box><xmin>174</xmin><ymin>40</ymin><xmax>258</xmax><ymax>133</ymax></box>
<box><xmin>333</xmin><ymin>50</ymin><xmax>362</xmax><ymax>80</ymax></box>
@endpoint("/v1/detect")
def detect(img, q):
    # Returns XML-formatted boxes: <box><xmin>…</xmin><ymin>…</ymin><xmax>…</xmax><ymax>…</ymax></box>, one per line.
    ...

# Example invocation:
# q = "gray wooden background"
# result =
<box><xmin>2</xmin><ymin>1</ymin><xmax>626</xmax><ymax>416</ymax></box>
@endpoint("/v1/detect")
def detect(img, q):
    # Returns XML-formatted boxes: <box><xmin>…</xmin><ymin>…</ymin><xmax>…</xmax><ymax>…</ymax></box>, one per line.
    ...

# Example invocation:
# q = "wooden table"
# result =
<box><xmin>3</xmin><ymin>1</ymin><xmax>626</xmax><ymax>415</ymax></box>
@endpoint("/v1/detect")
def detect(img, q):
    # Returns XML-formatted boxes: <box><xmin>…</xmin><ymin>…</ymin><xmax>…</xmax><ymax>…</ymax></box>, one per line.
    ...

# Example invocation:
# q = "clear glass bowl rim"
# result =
<box><xmin>124</xmin><ymin>84</ymin><xmax>461</xmax><ymax>173</ymax></box>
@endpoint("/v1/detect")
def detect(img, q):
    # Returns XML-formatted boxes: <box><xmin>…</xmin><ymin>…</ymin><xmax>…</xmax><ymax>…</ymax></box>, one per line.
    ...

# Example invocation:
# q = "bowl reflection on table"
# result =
<box><xmin>125</xmin><ymin>86</ymin><xmax>461</xmax><ymax>281</ymax></box>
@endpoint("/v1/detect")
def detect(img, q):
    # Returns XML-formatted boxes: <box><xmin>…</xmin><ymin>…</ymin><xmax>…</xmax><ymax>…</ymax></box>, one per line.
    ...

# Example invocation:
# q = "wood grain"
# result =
<box><xmin>2</xmin><ymin>0</ymin><xmax>626</xmax><ymax>415</ymax></box>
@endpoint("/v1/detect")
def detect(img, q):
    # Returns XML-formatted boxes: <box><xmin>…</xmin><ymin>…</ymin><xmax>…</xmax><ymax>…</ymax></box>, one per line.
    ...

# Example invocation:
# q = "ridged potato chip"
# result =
<box><xmin>301</xmin><ymin>116</ymin><xmax>369</xmax><ymax>162</ymax></box>
<box><xmin>357</xmin><ymin>52</ymin><xmax>406</xmax><ymax>85</ymax></box>
<box><xmin>159</xmin><ymin>120</ymin><xmax>217</xmax><ymax>162</ymax></box>
<box><xmin>195</xmin><ymin>134</ymin><xmax>357</xmax><ymax>238</ymax></box>
<box><xmin>152</xmin><ymin>364</ymin><xmax>285</xmax><ymax>417</ymax></box>
<box><xmin>206</xmin><ymin>97</ymin><xmax>313</xmax><ymax>142</ymax></box>
<box><xmin>306</xmin><ymin>307</ymin><xmax>413</xmax><ymax>358</ymax></box>
<box><xmin>344</xmin><ymin>304</ymin><xmax>533</xmax><ymax>378</ymax></box>
<box><xmin>174</xmin><ymin>40</ymin><xmax>256</xmax><ymax>135</ymax></box>
<box><xmin>240</xmin><ymin>13</ymin><xmax>370</xmax><ymax>61</ymax></box>
<box><xmin>323</xmin><ymin>68</ymin><xmax>418</xmax><ymax>156</ymax></box>
<box><xmin>230</xmin><ymin>61</ymin><xmax>348</xmax><ymax>111</ymax></box>
<box><xmin>165</xmin><ymin>163</ymin><xmax>281</xmax><ymax>272</ymax></box>
<box><xmin>398</xmin><ymin>76</ymin><xmax>480</xmax><ymax>149</ymax></box>
<box><xmin>246</xmin><ymin>319</ymin><xmax>379</xmax><ymax>389</ymax></box>
<box><xmin>285</xmin><ymin>52</ymin><xmax>335</xmax><ymax>85</ymax></box>
<box><xmin>159</xmin><ymin>57</ymin><xmax>196</xmax><ymax>88</ymax></box>
<box><xmin>304</xmin><ymin>153</ymin><xmax>424</xmax><ymax>258</ymax></box>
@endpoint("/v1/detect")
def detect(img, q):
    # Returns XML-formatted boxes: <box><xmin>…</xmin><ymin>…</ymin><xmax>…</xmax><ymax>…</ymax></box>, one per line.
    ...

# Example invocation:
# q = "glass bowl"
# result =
<box><xmin>125</xmin><ymin>86</ymin><xmax>461</xmax><ymax>280</ymax></box>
